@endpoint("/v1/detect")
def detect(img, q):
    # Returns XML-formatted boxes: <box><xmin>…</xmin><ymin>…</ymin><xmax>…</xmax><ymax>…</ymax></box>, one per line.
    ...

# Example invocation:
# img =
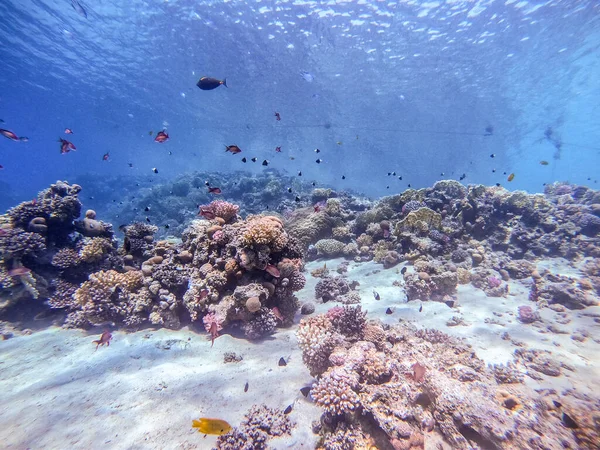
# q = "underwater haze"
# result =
<box><xmin>0</xmin><ymin>0</ymin><xmax>599</xmax><ymax>204</ymax></box>
<box><xmin>2</xmin><ymin>1</ymin><xmax>600</xmax><ymax>450</ymax></box>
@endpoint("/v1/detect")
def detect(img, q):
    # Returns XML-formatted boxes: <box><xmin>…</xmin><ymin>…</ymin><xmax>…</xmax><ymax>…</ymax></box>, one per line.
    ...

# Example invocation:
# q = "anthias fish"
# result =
<box><xmin>507</xmin><ymin>173</ymin><xmax>515</xmax><ymax>182</ymax></box>
<box><xmin>208</xmin><ymin>187</ymin><xmax>222</xmax><ymax>194</ymax></box>
<box><xmin>197</xmin><ymin>77</ymin><xmax>227</xmax><ymax>90</ymax></box>
<box><xmin>192</xmin><ymin>418</ymin><xmax>232</xmax><ymax>436</ymax></box>
<box><xmin>0</xmin><ymin>129</ymin><xmax>19</xmax><ymax>141</ymax></box>
<box><xmin>93</xmin><ymin>330</ymin><xmax>112</xmax><ymax>351</ymax></box>
<box><xmin>154</xmin><ymin>130</ymin><xmax>169</xmax><ymax>143</ymax></box>
<box><xmin>59</xmin><ymin>138</ymin><xmax>76</xmax><ymax>154</ymax></box>
<box><xmin>225</xmin><ymin>145</ymin><xmax>241</xmax><ymax>154</ymax></box>
<box><xmin>102</xmin><ymin>152</ymin><xmax>109</xmax><ymax>161</ymax></box>
<box><xmin>64</xmin><ymin>128</ymin><xmax>74</xmax><ymax>134</ymax></box>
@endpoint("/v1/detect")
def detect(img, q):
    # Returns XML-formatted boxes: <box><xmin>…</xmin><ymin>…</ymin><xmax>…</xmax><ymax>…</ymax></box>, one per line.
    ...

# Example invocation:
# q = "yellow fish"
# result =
<box><xmin>192</xmin><ymin>418</ymin><xmax>232</xmax><ymax>436</ymax></box>
<box><xmin>540</xmin><ymin>160</ymin><xmax>549</xmax><ymax>165</ymax></box>
<box><xmin>507</xmin><ymin>173</ymin><xmax>515</xmax><ymax>182</ymax></box>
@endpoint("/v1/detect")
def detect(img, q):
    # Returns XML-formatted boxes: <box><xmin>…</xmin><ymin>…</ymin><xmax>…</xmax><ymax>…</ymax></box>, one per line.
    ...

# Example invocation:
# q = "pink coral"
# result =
<box><xmin>199</xmin><ymin>200</ymin><xmax>239</xmax><ymax>223</ymax></box>
<box><xmin>517</xmin><ymin>305</ymin><xmax>540</xmax><ymax>323</ymax></box>
<box><xmin>487</xmin><ymin>276</ymin><xmax>502</xmax><ymax>288</ymax></box>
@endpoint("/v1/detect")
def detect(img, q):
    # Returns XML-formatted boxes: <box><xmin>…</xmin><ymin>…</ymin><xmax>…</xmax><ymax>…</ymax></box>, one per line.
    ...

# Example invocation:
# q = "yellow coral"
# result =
<box><xmin>79</xmin><ymin>237</ymin><xmax>112</xmax><ymax>262</ymax></box>
<box><xmin>240</xmin><ymin>215</ymin><xmax>288</xmax><ymax>251</ymax></box>
<box><xmin>395</xmin><ymin>207</ymin><xmax>442</xmax><ymax>233</ymax></box>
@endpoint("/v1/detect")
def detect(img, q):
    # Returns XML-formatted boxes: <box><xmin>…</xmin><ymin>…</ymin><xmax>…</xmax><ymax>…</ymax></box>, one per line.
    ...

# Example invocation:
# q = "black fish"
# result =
<box><xmin>459</xmin><ymin>173</ymin><xmax>466</xmax><ymax>181</ymax></box>
<box><xmin>278</xmin><ymin>357</ymin><xmax>287</xmax><ymax>367</ymax></box>
<box><xmin>400</xmin><ymin>267</ymin><xmax>407</xmax><ymax>275</ymax></box>
<box><xmin>146</xmin><ymin>217</ymin><xmax>150</xmax><ymax>223</ymax></box>
<box><xmin>196</xmin><ymin>77</ymin><xmax>227</xmax><ymax>90</ymax></box>
<box><xmin>373</xmin><ymin>291</ymin><xmax>380</xmax><ymax>301</ymax></box>
<box><xmin>314</xmin><ymin>148</ymin><xmax>320</xmax><ymax>153</ymax></box>
<box><xmin>284</xmin><ymin>404</ymin><xmax>293</xmax><ymax>415</ymax></box>
<box><xmin>128</xmin><ymin>163</ymin><xmax>133</xmax><ymax>167</ymax></box>
<box><xmin>295</xmin><ymin>196</ymin><xmax>301</xmax><ymax>202</ymax></box>
<box><xmin>315</xmin><ymin>158</ymin><xmax>322</xmax><ymax>164</ymax></box>
<box><xmin>300</xmin><ymin>387</ymin><xmax>311</xmax><ymax>397</ymax></box>
<box><xmin>205</xmin><ymin>181</ymin><xmax>210</xmax><ymax>186</ymax></box>
<box><xmin>244</xmin><ymin>382</ymin><xmax>249</xmax><ymax>392</ymax></box>
<box><xmin>262</xmin><ymin>159</ymin><xmax>269</xmax><ymax>166</ymax></box>
<box><xmin>71</xmin><ymin>0</ymin><xmax>88</xmax><ymax>18</ymax></box>
<box><xmin>144</xmin><ymin>206</ymin><xmax>150</xmax><ymax>212</ymax></box>
<box><xmin>298</xmin><ymin>171</ymin><xmax>302</xmax><ymax>176</ymax></box>
<box><xmin>408</xmin><ymin>184</ymin><xmax>411</xmax><ymax>188</ymax></box>
<box><xmin>251</xmin><ymin>157</ymin><xmax>257</xmax><ymax>162</ymax></box>
<box><xmin>392</xmin><ymin>171</ymin><xmax>396</xmax><ymax>176</ymax></box>
<box><xmin>165</xmin><ymin>224</ymin><xmax>170</xmax><ymax>229</ymax></box>
<box><xmin>385</xmin><ymin>307</ymin><xmax>393</xmax><ymax>315</ymax></box>
<box><xmin>419</xmin><ymin>304</ymin><xmax>423</xmax><ymax>312</ymax></box>
<box><xmin>241</xmin><ymin>157</ymin><xmax>247</xmax><ymax>163</ymax></box>
<box><xmin>398</xmin><ymin>176</ymin><xmax>402</xmax><ymax>180</ymax></box>
<box><xmin>311</xmin><ymin>182</ymin><xmax>316</xmax><ymax>186</ymax></box>
<box><xmin>490</xmin><ymin>154</ymin><xmax>495</xmax><ymax>158</ymax></box>
<box><xmin>341</xmin><ymin>175</ymin><xmax>345</xmax><ymax>180</ymax></box>
<box><xmin>484</xmin><ymin>125</ymin><xmax>494</xmax><ymax>136</ymax></box>
<box><xmin>287</xmin><ymin>188</ymin><xmax>292</xmax><ymax>193</ymax></box>
<box><xmin>152</xmin><ymin>168</ymin><xmax>158</xmax><ymax>173</ymax></box>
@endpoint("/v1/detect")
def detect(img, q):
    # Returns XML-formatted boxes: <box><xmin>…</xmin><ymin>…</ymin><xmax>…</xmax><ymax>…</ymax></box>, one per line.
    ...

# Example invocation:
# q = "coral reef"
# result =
<box><xmin>301</xmin><ymin>311</ymin><xmax>600</xmax><ymax>450</ymax></box>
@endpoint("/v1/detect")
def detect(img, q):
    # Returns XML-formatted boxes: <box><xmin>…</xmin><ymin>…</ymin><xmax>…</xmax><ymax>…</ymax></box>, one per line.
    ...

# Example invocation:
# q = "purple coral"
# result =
<box><xmin>487</xmin><ymin>276</ymin><xmax>502</xmax><ymax>288</ymax></box>
<box><xmin>517</xmin><ymin>305</ymin><xmax>540</xmax><ymax>324</ymax></box>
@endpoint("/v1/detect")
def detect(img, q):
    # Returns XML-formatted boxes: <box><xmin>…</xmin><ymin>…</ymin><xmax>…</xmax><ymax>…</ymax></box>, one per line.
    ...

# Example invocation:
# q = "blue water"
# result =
<box><xmin>1</xmin><ymin>0</ymin><xmax>599</xmax><ymax>208</ymax></box>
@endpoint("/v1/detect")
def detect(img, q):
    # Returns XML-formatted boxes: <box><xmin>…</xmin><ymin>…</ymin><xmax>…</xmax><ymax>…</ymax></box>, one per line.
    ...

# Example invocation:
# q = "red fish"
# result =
<box><xmin>93</xmin><ymin>330</ymin><xmax>112</xmax><ymax>351</ymax></box>
<box><xmin>102</xmin><ymin>152</ymin><xmax>110</xmax><ymax>161</ymax></box>
<box><xmin>275</xmin><ymin>146</ymin><xmax>282</xmax><ymax>152</ymax></box>
<box><xmin>8</xmin><ymin>267</ymin><xmax>31</xmax><ymax>277</ymax></box>
<box><xmin>64</xmin><ymin>128</ymin><xmax>74</xmax><ymax>134</ymax></box>
<box><xmin>265</xmin><ymin>264</ymin><xmax>280</xmax><ymax>278</ymax></box>
<box><xmin>272</xmin><ymin>307</ymin><xmax>284</xmax><ymax>323</ymax></box>
<box><xmin>208</xmin><ymin>187</ymin><xmax>222</xmax><ymax>194</ymax></box>
<box><xmin>154</xmin><ymin>130</ymin><xmax>169</xmax><ymax>143</ymax></box>
<box><xmin>314</xmin><ymin>204</ymin><xmax>321</xmax><ymax>213</ymax></box>
<box><xmin>59</xmin><ymin>138</ymin><xmax>76</xmax><ymax>154</ymax></box>
<box><xmin>0</xmin><ymin>129</ymin><xmax>19</xmax><ymax>141</ymax></box>
<box><xmin>198</xmin><ymin>206</ymin><xmax>216</xmax><ymax>219</ymax></box>
<box><xmin>274</xmin><ymin>112</ymin><xmax>281</xmax><ymax>121</ymax></box>
<box><xmin>225</xmin><ymin>145</ymin><xmax>241</xmax><ymax>154</ymax></box>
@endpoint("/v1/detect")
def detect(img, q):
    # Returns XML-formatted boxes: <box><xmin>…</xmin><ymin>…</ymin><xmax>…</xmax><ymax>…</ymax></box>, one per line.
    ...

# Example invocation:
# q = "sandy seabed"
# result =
<box><xmin>1</xmin><ymin>258</ymin><xmax>599</xmax><ymax>450</ymax></box>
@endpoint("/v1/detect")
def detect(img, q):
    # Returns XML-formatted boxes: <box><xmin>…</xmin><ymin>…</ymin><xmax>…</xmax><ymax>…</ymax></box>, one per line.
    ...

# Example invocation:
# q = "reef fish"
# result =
<box><xmin>64</xmin><ymin>128</ymin><xmax>74</xmax><ymax>134</ymax></box>
<box><xmin>0</xmin><ymin>129</ymin><xmax>19</xmax><ymax>141</ymax></box>
<box><xmin>8</xmin><ymin>267</ymin><xmax>31</xmax><ymax>277</ymax></box>
<box><xmin>154</xmin><ymin>130</ymin><xmax>169</xmax><ymax>143</ymax></box>
<box><xmin>192</xmin><ymin>418</ymin><xmax>232</xmax><ymax>436</ymax></box>
<box><xmin>196</xmin><ymin>77</ymin><xmax>227</xmax><ymax>90</ymax></box>
<box><xmin>59</xmin><ymin>138</ymin><xmax>76</xmax><ymax>154</ymax></box>
<box><xmin>102</xmin><ymin>152</ymin><xmax>109</xmax><ymax>161</ymax></box>
<box><xmin>540</xmin><ymin>160</ymin><xmax>549</xmax><ymax>165</ymax></box>
<box><xmin>93</xmin><ymin>330</ymin><xmax>112</xmax><ymax>351</ymax></box>
<box><xmin>208</xmin><ymin>187</ymin><xmax>222</xmax><ymax>195</ymax></box>
<box><xmin>373</xmin><ymin>290</ymin><xmax>380</xmax><ymax>301</ymax></box>
<box><xmin>507</xmin><ymin>173</ymin><xmax>515</xmax><ymax>182</ymax></box>
<box><xmin>225</xmin><ymin>145</ymin><xmax>241</xmax><ymax>154</ymax></box>
<box><xmin>274</xmin><ymin>112</ymin><xmax>281</xmax><ymax>121</ymax></box>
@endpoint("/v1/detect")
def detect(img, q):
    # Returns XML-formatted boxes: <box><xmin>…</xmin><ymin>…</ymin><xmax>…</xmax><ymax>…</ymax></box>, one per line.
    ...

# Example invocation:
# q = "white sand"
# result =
<box><xmin>1</xmin><ymin>257</ymin><xmax>599</xmax><ymax>449</ymax></box>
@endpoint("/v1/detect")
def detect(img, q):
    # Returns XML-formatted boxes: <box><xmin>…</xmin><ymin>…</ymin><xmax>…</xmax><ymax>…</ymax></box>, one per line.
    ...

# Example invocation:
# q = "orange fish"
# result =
<box><xmin>265</xmin><ymin>264</ymin><xmax>280</xmax><ymax>278</ymax></box>
<box><xmin>0</xmin><ymin>128</ymin><xmax>19</xmax><ymax>141</ymax></box>
<box><xmin>272</xmin><ymin>307</ymin><xmax>284</xmax><ymax>323</ymax></box>
<box><xmin>59</xmin><ymin>138</ymin><xmax>76</xmax><ymax>154</ymax></box>
<box><xmin>154</xmin><ymin>130</ymin><xmax>169</xmax><ymax>143</ymax></box>
<box><xmin>225</xmin><ymin>145</ymin><xmax>242</xmax><ymax>154</ymax></box>
<box><xmin>93</xmin><ymin>330</ymin><xmax>112</xmax><ymax>351</ymax></box>
<box><xmin>208</xmin><ymin>187</ymin><xmax>222</xmax><ymax>194</ymax></box>
<box><xmin>64</xmin><ymin>128</ymin><xmax>74</xmax><ymax>134</ymax></box>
